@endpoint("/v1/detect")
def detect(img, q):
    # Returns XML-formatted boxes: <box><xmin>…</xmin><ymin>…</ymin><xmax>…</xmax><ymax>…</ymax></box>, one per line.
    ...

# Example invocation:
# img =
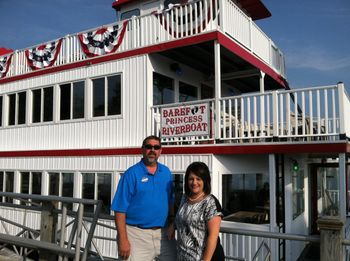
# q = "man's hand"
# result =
<box><xmin>117</xmin><ymin>237</ymin><xmax>131</xmax><ymax>260</ymax></box>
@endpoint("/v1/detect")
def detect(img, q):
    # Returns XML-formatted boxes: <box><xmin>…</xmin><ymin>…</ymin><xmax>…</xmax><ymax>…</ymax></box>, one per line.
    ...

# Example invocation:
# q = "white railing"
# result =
<box><xmin>221</xmin><ymin>0</ymin><xmax>285</xmax><ymax>76</ymax></box>
<box><xmin>1</xmin><ymin>0</ymin><xmax>285</xmax><ymax>80</ymax></box>
<box><xmin>152</xmin><ymin>83</ymin><xmax>350</xmax><ymax>144</ymax></box>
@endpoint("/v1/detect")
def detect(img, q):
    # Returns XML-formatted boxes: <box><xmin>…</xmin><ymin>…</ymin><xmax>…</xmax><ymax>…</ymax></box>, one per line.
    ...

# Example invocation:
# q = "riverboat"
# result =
<box><xmin>1</xmin><ymin>0</ymin><xmax>350</xmax><ymax>260</ymax></box>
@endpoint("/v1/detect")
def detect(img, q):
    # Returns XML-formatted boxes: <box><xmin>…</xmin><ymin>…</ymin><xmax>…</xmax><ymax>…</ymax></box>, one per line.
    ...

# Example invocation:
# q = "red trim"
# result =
<box><xmin>217</xmin><ymin>32</ymin><xmax>287</xmax><ymax>88</ymax></box>
<box><xmin>0</xmin><ymin>31</ymin><xmax>285</xmax><ymax>88</ymax></box>
<box><xmin>0</xmin><ymin>143</ymin><xmax>349</xmax><ymax>157</ymax></box>
<box><xmin>0</xmin><ymin>32</ymin><xmax>217</xmax><ymax>84</ymax></box>
<box><xmin>112</xmin><ymin>0</ymin><xmax>132</xmax><ymax>10</ymax></box>
<box><xmin>0</xmin><ymin>48</ymin><xmax>13</xmax><ymax>56</ymax></box>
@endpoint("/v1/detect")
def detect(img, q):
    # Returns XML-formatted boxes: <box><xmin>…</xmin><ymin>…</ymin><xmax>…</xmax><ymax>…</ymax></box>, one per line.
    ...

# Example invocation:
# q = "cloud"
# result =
<box><xmin>286</xmin><ymin>46</ymin><xmax>350</xmax><ymax>71</ymax></box>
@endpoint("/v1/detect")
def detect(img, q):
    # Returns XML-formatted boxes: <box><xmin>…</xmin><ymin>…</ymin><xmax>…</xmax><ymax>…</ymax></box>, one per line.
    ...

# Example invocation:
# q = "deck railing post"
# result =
<box><xmin>338</xmin><ymin>82</ymin><xmax>346</xmax><ymax>138</ymax></box>
<box><xmin>317</xmin><ymin>216</ymin><xmax>345</xmax><ymax>261</ymax></box>
<box><xmin>272</xmin><ymin>91</ymin><xmax>278</xmax><ymax>138</ymax></box>
<box><xmin>39</xmin><ymin>201</ymin><xmax>58</xmax><ymax>261</ymax></box>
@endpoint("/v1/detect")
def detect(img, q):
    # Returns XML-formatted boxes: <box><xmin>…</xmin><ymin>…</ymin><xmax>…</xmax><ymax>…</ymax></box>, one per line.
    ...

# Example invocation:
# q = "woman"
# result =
<box><xmin>175</xmin><ymin>162</ymin><xmax>224</xmax><ymax>261</ymax></box>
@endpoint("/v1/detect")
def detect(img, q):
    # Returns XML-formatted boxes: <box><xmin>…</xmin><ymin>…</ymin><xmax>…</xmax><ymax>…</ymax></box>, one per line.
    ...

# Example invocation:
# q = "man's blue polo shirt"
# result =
<box><xmin>111</xmin><ymin>159</ymin><xmax>174</xmax><ymax>228</ymax></box>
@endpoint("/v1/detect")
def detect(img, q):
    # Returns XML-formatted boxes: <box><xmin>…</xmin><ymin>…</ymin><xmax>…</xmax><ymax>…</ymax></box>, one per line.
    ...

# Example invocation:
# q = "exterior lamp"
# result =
<box><xmin>292</xmin><ymin>160</ymin><xmax>299</xmax><ymax>172</ymax></box>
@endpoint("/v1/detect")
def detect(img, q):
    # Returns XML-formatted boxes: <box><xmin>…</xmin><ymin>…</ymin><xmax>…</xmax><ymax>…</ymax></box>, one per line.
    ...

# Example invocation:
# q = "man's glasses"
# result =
<box><xmin>144</xmin><ymin>144</ymin><xmax>161</xmax><ymax>150</ymax></box>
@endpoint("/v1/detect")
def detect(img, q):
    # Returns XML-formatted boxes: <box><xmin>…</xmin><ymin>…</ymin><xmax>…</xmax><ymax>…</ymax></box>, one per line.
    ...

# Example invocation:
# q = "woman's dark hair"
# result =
<box><xmin>184</xmin><ymin>161</ymin><xmax>211</xmax><ymax>196</ymax></box>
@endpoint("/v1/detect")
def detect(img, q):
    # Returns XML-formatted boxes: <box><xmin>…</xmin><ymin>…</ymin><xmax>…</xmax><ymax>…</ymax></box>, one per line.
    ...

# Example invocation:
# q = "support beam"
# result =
<box><xmin>214</xmin><ymin>40</ymin><xmax>221</xmax><ymax>139</ymax></box>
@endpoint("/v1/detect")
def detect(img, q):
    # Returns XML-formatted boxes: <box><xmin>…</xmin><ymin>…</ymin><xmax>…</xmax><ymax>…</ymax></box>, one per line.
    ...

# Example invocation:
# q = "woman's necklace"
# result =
<box><xmin>188</xmin><ymin>192</ymin><xmax>205</xmax><ymax>202</ymax></box>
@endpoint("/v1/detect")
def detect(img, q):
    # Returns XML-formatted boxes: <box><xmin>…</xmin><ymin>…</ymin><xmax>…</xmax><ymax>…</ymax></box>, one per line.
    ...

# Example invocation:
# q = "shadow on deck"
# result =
<box><xmin>297</xmin><ymin>242</ymin><xmax>320</xmax><ymax>261</ymax></box>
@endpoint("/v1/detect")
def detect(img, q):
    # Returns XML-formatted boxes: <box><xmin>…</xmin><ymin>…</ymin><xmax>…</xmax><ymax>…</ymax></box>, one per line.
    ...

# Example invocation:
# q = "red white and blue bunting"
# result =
<box><xmin>155</xmin><ymin>0</ymin><xmax>216</xmax><ymax>38</ymax></box>
<box><xmin>0</xmin><ymin>53</ymin><xmax>13</xmax><ymax>78</ymax></box>
<box><xmin>25</xmin><ymin>39</ymin><xmax>63</xmax><ymax>70</ymax></box>
<box><xmin>78</xmin><ymin>21</ymin><xmax>127</xmax><ymax>58</ymax></box>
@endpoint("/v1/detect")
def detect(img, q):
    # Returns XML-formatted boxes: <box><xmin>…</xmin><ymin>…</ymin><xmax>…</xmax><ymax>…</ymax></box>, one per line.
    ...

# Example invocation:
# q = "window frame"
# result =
<box><xmin>81</xmin><ymin>172</ymin><xmax>113</xmax><ymax>215</ymax></box>
<box><xmin>7</xmin><ymin>91</ymin><xmax>27</xmax><ymax>126</ymax></box>
<box><xmin>59</xmin><ymin>80</ymin><xmax>85</xmax><ymax>121</ymax></box>
<box><xmin>31</xmin><ymin>86</ymin><xmax>54</xmax><ymax>124</ymax></box>
<box><xmin>91</xmin><ymin>74</ymin><xmax>122</xmax><ymax>119</ymax></box>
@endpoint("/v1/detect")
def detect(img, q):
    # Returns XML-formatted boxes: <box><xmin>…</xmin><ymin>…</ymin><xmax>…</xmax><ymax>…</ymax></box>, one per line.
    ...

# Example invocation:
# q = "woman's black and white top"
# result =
<box><xmin>175</xmin><ymin>194</ymin><xmax>222</xmax><ymax>261</ymax></box>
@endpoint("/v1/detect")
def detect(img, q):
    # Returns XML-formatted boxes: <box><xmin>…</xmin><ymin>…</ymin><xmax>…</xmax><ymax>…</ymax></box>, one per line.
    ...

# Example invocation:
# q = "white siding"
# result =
<box><xmin>0</xmin><ymin>56</ymin><xmax>149</xmax><ymax>151</ymax></box>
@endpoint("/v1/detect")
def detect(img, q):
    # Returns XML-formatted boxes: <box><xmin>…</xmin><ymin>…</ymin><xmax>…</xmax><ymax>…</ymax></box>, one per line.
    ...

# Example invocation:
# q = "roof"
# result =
<box><xmin>112</xmin><ymin>0</ymin><xmax>271</xmax><ymax>20</ymax></box>
<box><xmin>0</xmin><ymin>47</ymin><xmax>13</xmax><ymax>56</ymax></box>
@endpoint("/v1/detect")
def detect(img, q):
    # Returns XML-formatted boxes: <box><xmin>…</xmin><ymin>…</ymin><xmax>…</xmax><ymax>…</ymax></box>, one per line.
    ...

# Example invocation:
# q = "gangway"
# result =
<box><xmin>0</xmin><ymin>192</ymin><xmax>104</xmax><ymax>261</ymax></box>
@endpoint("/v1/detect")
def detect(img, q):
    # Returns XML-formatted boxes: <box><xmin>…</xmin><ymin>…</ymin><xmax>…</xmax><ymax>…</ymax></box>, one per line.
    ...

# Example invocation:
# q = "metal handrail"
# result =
<box><xmin>0</xmin><ymin>192</ymin><xmax>103</xmax><ymax>261</ymax></box>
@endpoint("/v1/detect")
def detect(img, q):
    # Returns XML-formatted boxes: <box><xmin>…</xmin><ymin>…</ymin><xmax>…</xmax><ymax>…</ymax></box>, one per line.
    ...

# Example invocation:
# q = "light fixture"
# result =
<box><xmin>170</xmin><ymin>63</ymin><xmax>183</xmax><ymax>76</ymax></box>
<box><xmin>292</xmin><ymin>160</ymin><xmax>299</xmax><ymax>172</ymax></box>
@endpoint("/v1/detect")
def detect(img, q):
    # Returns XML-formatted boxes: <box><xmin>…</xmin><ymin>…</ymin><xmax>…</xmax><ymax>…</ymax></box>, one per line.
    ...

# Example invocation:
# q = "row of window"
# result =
<box><xmin>0</xmin><ymin>74</ymin><xmax>121</xmax><ymax>127</ymax></box>
<box><xmin>0</xmin><ymin>171</ymin><xmax>112</xmax><ymax>215</ymax></box>
<box><xmin>0</xmin><ymin>170</ymin><xmax>279</xmax><ymax>224</ymax></box>
<box><xmin>153</xmin><ymin>72</ymin><xmax>213</xmax><ymax>105</ymax></box>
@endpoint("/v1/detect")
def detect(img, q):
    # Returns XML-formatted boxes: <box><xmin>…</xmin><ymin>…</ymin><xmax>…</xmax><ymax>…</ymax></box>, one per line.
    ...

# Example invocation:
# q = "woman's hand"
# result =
<box><xmin>167</xmin><ymin>222</ymin><xmax>176</xmax><ymax>240</ymax></box>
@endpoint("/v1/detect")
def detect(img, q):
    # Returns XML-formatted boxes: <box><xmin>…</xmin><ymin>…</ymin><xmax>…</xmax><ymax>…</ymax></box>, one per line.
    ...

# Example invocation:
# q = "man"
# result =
<box><xmin>111</xmin><ymin>135</ymin><xmax>176</xmax><ymax>261</ymax></box>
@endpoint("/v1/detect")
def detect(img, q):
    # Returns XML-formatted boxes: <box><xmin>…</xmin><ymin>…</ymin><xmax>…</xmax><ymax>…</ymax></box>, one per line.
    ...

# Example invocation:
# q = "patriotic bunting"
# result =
<box><xmin>155</xmin><ymin>0</ymin><xmax>216</xmax><ymax>38</ymax></box>
<box><xmin>0</xmin><ymin>53</ymin><xmax>13</xmax><ymax>78</ymax></box>
<box><xmin>25</xmin><ymin>39</ymin><xmax>63</xmax><ymax>70</ymax></box>
<box><xmin>78</xmin><ymin>21</ymin><xmax>127</xmax><ymax>58</ymax></box>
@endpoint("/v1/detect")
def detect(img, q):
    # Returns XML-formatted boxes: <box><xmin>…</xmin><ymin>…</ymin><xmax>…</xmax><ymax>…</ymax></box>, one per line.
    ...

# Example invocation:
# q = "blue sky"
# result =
<box><xmin>1</xmin><ymin>0</ymin><xmax>349</xmax><ymax>91</ymax></box>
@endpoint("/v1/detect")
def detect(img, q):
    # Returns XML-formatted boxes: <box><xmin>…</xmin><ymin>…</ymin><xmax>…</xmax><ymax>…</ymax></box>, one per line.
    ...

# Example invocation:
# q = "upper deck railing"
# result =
<box><xmin>0</xmin><ymin>0</ymin><xmax>285</xmax><ymax>80</ymax></box>
<box><xmin>151</xmin><ymin>83</ymin><xmax>350</xmax><ymax>144</ymax></box>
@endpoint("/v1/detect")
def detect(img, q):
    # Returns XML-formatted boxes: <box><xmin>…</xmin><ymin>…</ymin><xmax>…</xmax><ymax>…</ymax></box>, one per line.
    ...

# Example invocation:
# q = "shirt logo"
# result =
<box><xmin>141</xmin><ymin>177</ymin><xmax>149</xmax><ymax>182</ymax></box>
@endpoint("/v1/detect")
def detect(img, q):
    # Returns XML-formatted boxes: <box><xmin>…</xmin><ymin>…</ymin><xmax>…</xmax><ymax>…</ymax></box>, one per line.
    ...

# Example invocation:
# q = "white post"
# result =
<box><xmin>260</xmin><ymin>71</ymin><xmax>265</xmax><ymax>135</ymax></box>
<box><xmin>339</xmin><ymin>153</ymin><xmax>347</xmax><ymax>218</ymax></box>
<box><xmin>218</xmin><ymin>0</ymin><xmax>224</xmax><ymax>29</ymax></box>
<box><xmin>214</xmin><ymin>40</ymin><xmax>221</xmax><ymax>140</ymax></box>
<box><xmin>337</xmin><ymin>82</ymin><xmax>345</xmax><ymax>136</ymax></box>
<box><xmin>269</xmin><ymin>154</ymin><xmax>278</xmax><ymax>260</ymax></box>
<box><xmin>272</xmin><ymin>91</ymin><xmax>278</xmax><ymax>137</ymax></box>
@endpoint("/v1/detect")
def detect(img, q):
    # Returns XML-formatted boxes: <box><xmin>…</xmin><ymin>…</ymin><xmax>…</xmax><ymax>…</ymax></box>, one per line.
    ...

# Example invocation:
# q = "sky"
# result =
<box><xmin>1</xmin><ymin>0</ymin><xmax>349</xmax><ymax>91</ymax></box>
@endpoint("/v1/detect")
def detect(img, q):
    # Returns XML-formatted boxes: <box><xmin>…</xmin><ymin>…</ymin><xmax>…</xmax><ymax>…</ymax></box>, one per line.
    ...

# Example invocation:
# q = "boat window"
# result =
<box><xmin>153</xmin><ymin>72</ymin><xmax>174</xmax><ymax>105</ymax></box>
<box><xmin>47</xmin><ymin>172</ymin><xmax>73</xmax><ymax>210</ymax></box>
<box><xmin>20</xmin><ymin>171</ymin><xmax>42</xmax><ymax>204</ymax></box>
<box><xmin>62</xmin><ymin>172</ymin><xmax>74</xmax><ymax>210</ymax></box>
<box><xmin>121</xmin><ymin>9</ymin><xmax>140</xmax><ymax>20</ymax></box>
<box><xmin>221</xmin><ymin>173</ymin><xmax>270</xmax><ymax>224</ymax></box>
<box><xmin>173</xmin><ymin>174</ymin><xmax>184</xmax><ymax>213</ymax></box>
<box><xmin>0</xmin><ymin>172</ymin><xmax>3</xmax><ymax>193</ymax></box>
<box><xmin>4</xmin><ymin>172</ymin><xmax>14</xmax><ymax>203</ymax></box>
<box><xmin>43</xmin><ymin>87</ymin><xmax>53</xmax><ymax>122</ymax></box>
<box><xmin>48</xmin><ymin>172</ymin><xmax>60</xmax><ymax>196</ymax></box>
<box><xmin>0</xmin><ymin>96</ymin><xmax>2</xmax><ymax>127</ymax></box>
<box><xmin>82</xmin><ymin>172</ymin><xmax>112</xmax><ymax>215</ymax></box>
<box><xmin>8</xmin><ymin>94</ymin><xmax>15</xmax><ymax>125</ymax></box>
<box><xmin>292</xmin><ymin>166</ymin><xmax>304</xmax><ymax>219</ymax></box>
<box><xmin>92</xmin><ymin>74</ymin><xmax>122</xmax><ymax>118</ymax></box>
<box><xmin>32</xmin><ymin>86</ymin><xmax>54</xmax><ymax>123</ymax></box>
<box><xmin>7</xmin><ymin>91</ymin><xmax>26</xmax><ymax>126</ymax></box>
<box><xmin>60</xmin><ymin>81</ymin><xmax>85</xmax><ymax>121</ymax></box>
<box><xmin>316</xmin><ymin>167</ymin><xmax>339</xmax><ymax>217</ymax></box>
<box><xmin>179</xmin><ymin>81</ymin><xmax>198</xmax><ymax>102</ymax></box>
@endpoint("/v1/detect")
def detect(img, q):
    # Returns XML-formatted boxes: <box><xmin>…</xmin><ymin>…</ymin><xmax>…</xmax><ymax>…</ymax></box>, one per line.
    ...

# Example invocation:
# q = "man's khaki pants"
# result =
<box><xmin>118</xmin><ymin>225</ymin><xmax>177</xmax><ymax>261</ymax></box>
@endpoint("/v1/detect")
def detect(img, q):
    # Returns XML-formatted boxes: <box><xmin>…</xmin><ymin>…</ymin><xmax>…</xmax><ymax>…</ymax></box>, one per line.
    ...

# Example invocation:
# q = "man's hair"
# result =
<box><xmin>141</xmin><ymin>135</ymin><xmax>162</xmax><ymax>148</ymax></box>
<box><xmin>184</xmin><ymin>161</ymin><xmax>211</xmax><ymax>196</ymax></box>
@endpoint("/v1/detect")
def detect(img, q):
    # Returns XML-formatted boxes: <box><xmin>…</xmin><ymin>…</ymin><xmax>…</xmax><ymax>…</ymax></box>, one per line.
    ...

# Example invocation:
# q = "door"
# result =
<box><xmin>310</xmin><ymin>163</ymin><xmax>341</xmax><ymax>234</ymax></box>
